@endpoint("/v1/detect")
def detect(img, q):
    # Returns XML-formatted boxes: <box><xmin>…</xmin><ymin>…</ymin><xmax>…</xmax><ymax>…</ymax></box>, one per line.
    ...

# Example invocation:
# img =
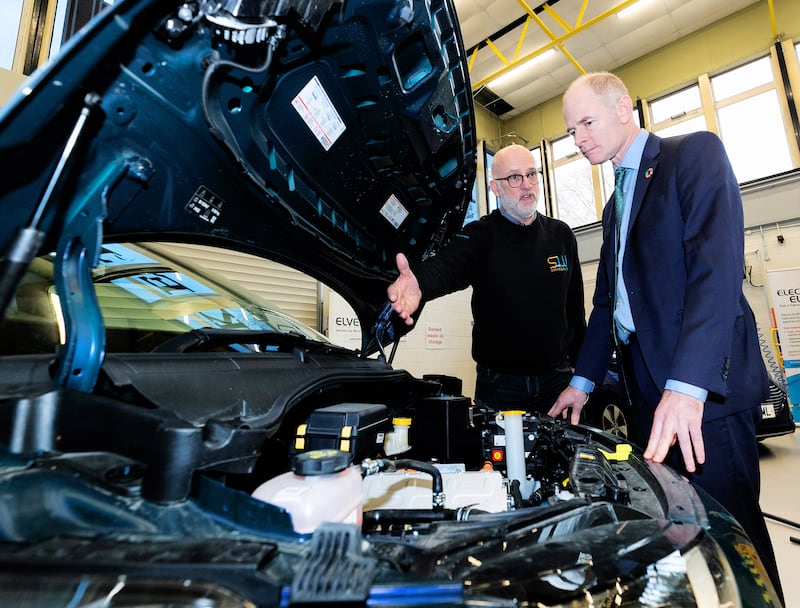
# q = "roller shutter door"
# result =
<box><xmin>151</xmin><ymin>242</ymin><xmax>320</xmax><ymax>330</ymax></box>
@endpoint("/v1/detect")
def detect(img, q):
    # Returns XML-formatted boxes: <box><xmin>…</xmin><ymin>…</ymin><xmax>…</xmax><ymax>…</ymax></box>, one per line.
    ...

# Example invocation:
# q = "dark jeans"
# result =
<box><xmin>474</xmin><ymin>363</ymin><xmax>572</xmax><ymax>415</ymax></box>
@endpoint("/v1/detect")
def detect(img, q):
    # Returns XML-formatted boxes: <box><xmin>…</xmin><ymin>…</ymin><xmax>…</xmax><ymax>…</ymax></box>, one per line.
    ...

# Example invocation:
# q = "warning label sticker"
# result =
<box><xmin>292</xmin><ymin>76</ymin><xmax>346</xmax><ymax>151</ymax></box>
<box><xmin>379</xmin><ymin>194</ymin><xmax>409</xmax><ymax>229</ymax></box>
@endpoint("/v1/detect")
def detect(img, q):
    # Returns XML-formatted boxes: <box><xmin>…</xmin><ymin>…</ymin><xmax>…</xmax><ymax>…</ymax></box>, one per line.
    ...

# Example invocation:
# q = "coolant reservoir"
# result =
<box><xmin>496</xmin><ymin>410</ymin><xmax>536</xmax><ymax>500</ymax></box>
<box><xmin>251</xmin><ymin>449</ymin><xmax>363</xmax><ymax>533</ymax></box>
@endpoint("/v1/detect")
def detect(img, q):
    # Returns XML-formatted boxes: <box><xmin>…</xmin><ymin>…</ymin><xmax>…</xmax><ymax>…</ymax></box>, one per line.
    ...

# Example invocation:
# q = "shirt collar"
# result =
<box><xmin>498</xmin><ymin>206</ymin><xmax>538</xmax><ymax>226</ymax></box>
<box><xmin>619</xmin><ymin>128</ymin><xmax>649</xmax><ymax>173</ymax></box>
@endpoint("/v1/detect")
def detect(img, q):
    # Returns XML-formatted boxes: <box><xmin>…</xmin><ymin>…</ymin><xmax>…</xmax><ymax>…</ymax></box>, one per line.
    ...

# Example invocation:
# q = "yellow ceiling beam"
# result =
<box><xmin>512</xmin><ymin>15</ymin><xmax>533</xmax><ymax>61</ymax></box>
<box><xmin>516</xmin><ymin>0</ymin><xmax>560</xmax><ymax>40</ymax></box>
<box><xmin>470</xmin><ymin>0</ymin><xmax>641</xmax><ymax>91</ymax></box>
<box><xmin>557</xmin><ymin>42</ymin><xmax>585</xmax><ymax>75</ymax></box>
<box><xmin>468</xmin><ymin>46</ymin><xmax>479</xmax><ymax>71</ymax></box>
<box><xmin>484</xmin><ymin>37</ymin><xmax>511</xmax><ymax>66</ymax></box>
<box><xmin>575</xmin><ymin>0</ymin><xmax>590</xmax><ymax>27</ymax></box>
<box><xmin>541</xmin><ymin>3</ymin><xmax>572</xmax><ymax>34</ymax></box>
<box><xmin>766</xmin><ymin>0</ymin><xmax>778</xmax><ymax>40</ymax></box>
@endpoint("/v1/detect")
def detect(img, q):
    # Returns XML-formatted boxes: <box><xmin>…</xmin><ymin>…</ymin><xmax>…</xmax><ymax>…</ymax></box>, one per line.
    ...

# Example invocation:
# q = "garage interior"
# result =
<box><xmin>2</xmin><ymin>0</ymin><xmax>800</xmax><ymax>605</ymax></box>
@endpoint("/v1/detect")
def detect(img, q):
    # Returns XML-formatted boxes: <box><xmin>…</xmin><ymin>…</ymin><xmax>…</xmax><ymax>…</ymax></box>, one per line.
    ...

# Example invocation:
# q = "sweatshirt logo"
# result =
<box><xmin>547</xmin><ymin>255</ymin><xmax>569</xmax><ymax>272</ymax></box>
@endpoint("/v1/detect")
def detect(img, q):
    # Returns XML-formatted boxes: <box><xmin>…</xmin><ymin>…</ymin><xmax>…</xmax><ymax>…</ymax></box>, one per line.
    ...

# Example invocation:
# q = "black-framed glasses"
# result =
<box><xmin>495</xmin><ymin>170</ymin><xmax>541</xmax><ymax>188</ymax></box>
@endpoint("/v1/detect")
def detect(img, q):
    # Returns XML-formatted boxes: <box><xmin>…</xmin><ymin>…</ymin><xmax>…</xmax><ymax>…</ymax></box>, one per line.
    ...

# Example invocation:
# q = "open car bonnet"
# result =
<box><xmin>0</xmin><ymin>0</ymin><xmax>475</xmax><ymax>359</ymax></box>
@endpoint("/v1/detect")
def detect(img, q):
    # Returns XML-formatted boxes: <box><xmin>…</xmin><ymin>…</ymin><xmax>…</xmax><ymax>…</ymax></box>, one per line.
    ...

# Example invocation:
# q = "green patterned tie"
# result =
<box><xmin>613</xmin><ymin>167</ymin><xmax>629</xmax><ymax>343</ymax></box>
<box><xmin>614</xmin><ymin>166</ymin><xmax>628</xmax><ymax>244</ymax></box>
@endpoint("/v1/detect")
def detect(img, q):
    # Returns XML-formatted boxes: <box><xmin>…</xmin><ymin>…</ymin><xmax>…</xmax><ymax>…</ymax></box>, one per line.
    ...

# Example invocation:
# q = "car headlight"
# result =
<box><xmin>0</xmin><ymin>574</ymin><xmax>257</xmax><ymax>607</ymax></box>
<box><xmin>468</xmin><ymin>534</ymin><xmax>741</xmax><ymax>608</ymax></box>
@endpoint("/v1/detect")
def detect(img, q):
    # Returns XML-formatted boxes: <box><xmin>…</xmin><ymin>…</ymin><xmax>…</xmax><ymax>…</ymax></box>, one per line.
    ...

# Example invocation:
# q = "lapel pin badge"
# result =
<box><xmin>645</xmin><ymin>167</ymin><xmax>654</xmax><ymax>179</ymax></box>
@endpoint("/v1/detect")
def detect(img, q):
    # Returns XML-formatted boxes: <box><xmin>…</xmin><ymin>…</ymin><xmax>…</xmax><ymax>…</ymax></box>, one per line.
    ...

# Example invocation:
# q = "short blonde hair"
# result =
<box><xmin>564</xmin><ymin>71</ymin><xmax>628</xmax><ymax>108</ymax></box>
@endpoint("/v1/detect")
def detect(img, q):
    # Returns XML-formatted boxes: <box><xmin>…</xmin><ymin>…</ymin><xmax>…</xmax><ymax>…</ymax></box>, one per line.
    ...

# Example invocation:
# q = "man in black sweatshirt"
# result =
<box><xmin>387</xmin><ymin>144</ymin><xmax>586</xmax><ymax>414</ymax></box>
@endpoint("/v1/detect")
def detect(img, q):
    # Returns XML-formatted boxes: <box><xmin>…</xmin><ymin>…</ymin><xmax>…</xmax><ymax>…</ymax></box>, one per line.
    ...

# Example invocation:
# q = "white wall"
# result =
<box><xmin>324</xmin><ymin>287</ymin><xmax>478</xmax><ymax>399</ymax></box>
<box><xmin>387</xmin><ymin>289</ymin><xmax>477</xmax><ymax>398</ymax></box>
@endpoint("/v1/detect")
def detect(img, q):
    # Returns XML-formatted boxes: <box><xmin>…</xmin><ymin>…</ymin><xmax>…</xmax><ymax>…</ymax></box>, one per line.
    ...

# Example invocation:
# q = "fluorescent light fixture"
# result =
<box><xmin>488</xmin><ymin>49</ymin><xmax>556</xmax><ymax>89</ymax></box>
<box><xmin>618</xmin><ymin>0</ymin><xmax>656</xmax><ymax>19</ymax></box>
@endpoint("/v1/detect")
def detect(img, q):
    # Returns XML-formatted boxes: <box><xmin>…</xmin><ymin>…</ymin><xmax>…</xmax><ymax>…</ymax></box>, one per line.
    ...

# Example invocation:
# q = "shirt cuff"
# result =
<box><xmin>665</xmin><ymin>379</ymin><xmax>708</xmax><ymax>402</ymax></box>
<box><xmin>570</xmin><ymin>375</ymin><xmax>595</xmax><ymax>394</ymax></box>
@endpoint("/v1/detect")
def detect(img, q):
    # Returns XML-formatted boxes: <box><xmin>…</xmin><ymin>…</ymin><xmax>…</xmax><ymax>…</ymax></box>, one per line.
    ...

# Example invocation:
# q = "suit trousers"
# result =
<box><xmin>618</xmin><ymin>334</ymin><xmax>784</xmax><ymax>603</ymax></box>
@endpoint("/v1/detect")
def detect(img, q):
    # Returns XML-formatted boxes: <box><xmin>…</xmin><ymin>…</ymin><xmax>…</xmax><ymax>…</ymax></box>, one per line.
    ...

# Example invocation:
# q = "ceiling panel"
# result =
<box><xmin>456</xmin><ymin>0</ymin><xmax>762</xmax><ymax>119</ymax></box>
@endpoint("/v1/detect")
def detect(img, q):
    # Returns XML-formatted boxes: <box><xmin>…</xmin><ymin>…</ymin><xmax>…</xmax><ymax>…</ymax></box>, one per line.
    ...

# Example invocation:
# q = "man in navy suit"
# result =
<box><xmin>550</xmin><ymin>71</ymin><xmax>783</xmax><ymax>601</ymax></box>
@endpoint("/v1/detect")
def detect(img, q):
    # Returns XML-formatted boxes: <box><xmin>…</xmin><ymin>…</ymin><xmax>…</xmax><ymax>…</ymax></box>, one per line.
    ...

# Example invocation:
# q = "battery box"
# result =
<box><xmin>293</xmin><ymin>402</ymin><xmax>390</xmax><ymax>463</ymax></box>
<box><xmin>407</xmin><ymin>396</ymin><xmax>484</xmax><ymax>468</ymax></box>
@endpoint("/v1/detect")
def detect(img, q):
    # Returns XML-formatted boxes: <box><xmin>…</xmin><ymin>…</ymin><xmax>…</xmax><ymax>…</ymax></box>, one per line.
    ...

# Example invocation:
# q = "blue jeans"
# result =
<box><xmin>474</xmin><ymin>363</ymin><xmax>572</xmax><ymax>415</ymax></box>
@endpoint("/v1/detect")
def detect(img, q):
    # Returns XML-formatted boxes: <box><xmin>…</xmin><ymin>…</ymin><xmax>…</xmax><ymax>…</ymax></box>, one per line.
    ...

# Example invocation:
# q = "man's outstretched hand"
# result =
<box><xmin>643</xmin><ymin>389</ymin><xmax>705</xmax><ymax>472</ymax></box>
<box><xmin>387</xmin><ymin>253</ymin><xmax>422</xmax><ymax>326</ymax></box>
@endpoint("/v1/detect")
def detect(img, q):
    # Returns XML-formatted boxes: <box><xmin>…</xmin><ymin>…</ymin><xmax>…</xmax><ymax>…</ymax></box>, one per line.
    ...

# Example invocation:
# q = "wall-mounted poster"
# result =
<box><xmin>768</xmin><ymin>266</ymin><xmax>800</xmax><ymax>415</ymax></box>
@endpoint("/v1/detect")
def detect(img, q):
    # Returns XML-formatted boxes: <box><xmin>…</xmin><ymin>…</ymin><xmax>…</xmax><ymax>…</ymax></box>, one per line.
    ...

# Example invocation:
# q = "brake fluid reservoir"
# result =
<box><xmin>251</xmin><ymin>449</ymin><xmax>363</xmax><ymax>533</ymax></box>
<box><xmin>384</xmin><ymin>416</ymin><xmax>412</xmax><ymax>456</ymax></box>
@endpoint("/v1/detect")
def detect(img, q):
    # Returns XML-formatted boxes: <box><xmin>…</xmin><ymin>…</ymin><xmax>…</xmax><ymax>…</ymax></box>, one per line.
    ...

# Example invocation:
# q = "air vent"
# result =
<box><xmin>474</xmin><ymin>87</ymin><xmax>513</xmax><ymax>116</ymax></box>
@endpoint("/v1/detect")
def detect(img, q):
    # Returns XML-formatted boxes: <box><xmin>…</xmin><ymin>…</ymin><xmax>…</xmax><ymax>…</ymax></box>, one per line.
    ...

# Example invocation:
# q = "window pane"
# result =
<box><xmin>717</xmin><ymin>90</ymin><xmax>793</xmax><ymax>183</ymax></box>
<box><xmin>0</xmin><ymin>0</ymin><xmax>24</xmax><ymax>70</ymax></box>
<box><xmin>552</xmin><ymin>136</ymin><xmax>581</xmax><ymax>161</ymax></box>
<box><xmin>532</xmin><ymin>147</ymin><xmax>545</xmax><ymax>214</ymax></box>
<box><xmin>553</xmin><ymin>160</ymin><xmax>597</xmax><ymax>228</ymax></box>
<box><xmin>711</xmin><ymin>56</ymin><xmax>773</xmax><ymax>101</ymax></box>
<box><xmin>650</xmin><ymin>86</ymin><xmax>701</xmax><ymax>123</ymax></box>
<box><xmin>51</xmin><ymin>0</ymin><xmax>115</xmax><ymax>58</ymax></box>
<box><xmin>485</xmin><ymin>150</ymin><xmax>497</xmax><ymax>212</ymax></box>
<box><xmin>531</xmin><ymin>146</ymin><xmax>542</xmax><ymax>170</ymax></box>
<box><xmin>653</xmin><ymin>115</ymin><xmax>706</xmax><ymax>139</ymax></box>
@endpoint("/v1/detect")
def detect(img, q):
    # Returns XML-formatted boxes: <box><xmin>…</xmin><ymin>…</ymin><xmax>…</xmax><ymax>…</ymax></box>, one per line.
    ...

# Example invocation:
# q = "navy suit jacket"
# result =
<box><xmin>574</xmin><ymin>131</ymin><xmax>769</xmax><ymax>420</ymax></box>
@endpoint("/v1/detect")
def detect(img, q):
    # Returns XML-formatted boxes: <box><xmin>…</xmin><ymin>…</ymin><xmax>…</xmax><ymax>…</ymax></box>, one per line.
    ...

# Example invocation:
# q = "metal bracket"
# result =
<box><xmin>53</xmin><ymin>153</ymin><xmax>153</xmax><ymax>391</ymax></box>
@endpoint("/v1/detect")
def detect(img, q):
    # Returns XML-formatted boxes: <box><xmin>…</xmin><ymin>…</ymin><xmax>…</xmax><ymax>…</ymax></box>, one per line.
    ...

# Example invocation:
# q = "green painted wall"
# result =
<box><xmin>474</xmin><ymin>103</ymin><xmax>503</xmax><ymax>145</ymax></box>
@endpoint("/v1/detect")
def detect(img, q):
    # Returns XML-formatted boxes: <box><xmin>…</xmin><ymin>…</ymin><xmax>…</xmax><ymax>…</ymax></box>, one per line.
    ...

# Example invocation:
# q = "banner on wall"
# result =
<box><xmin>767</xmin><ymin>267</ymin><xmax>800</xmax><ymax>416</ymax></box>
<box><xmin>326</xmin><ymin>291</ymin><xmax>362</xmax><ymax>350</ymax></box>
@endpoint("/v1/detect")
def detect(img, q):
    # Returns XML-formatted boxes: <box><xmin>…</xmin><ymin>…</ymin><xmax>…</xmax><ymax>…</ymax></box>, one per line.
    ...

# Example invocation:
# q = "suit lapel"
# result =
<box><xmin>628</xmin><ymin>133</ymin><xmax>661</xmax><ymax>230</ymax></box>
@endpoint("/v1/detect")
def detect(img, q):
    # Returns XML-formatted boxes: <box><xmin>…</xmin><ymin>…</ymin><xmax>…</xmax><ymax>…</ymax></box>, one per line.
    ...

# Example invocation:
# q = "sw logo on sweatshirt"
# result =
<box><xmin>547</xmin><ymin>255</ymin><xmax>569</xmax><ymax>272</ymax></box>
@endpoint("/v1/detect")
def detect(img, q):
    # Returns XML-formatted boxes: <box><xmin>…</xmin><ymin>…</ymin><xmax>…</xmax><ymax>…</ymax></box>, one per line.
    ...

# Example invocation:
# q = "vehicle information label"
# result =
<box><xmin>292</xmin><ymin>76</ymin><xmax>346</xmax><ymax>151</ymax></box>
<box><xmin>379</xmin><ymin>194</ymin><xmax>409</xmax><ymax>229</ymax></box>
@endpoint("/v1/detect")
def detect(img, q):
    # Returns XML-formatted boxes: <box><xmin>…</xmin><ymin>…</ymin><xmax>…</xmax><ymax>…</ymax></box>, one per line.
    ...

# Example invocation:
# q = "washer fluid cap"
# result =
<box><xmin>294</xmin><ymin>449</ymin><xmax>350</xmax><ymax>476</ymax></box>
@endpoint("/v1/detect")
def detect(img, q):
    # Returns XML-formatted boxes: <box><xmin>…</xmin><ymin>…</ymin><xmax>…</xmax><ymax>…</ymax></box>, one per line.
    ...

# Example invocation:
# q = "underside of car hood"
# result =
<box><xmin>0</xmin><ymin>0</ymin><xmax>476</xmax><ymax>353</ymax></box>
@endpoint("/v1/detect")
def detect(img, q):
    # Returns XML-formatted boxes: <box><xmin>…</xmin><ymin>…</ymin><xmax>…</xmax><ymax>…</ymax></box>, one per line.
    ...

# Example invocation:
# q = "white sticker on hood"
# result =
<box><xmin>292</xmin><ymin>76</ymin><xmax>345</xmax><ymax>151</ymax></box>
<box><xmin>380</xmin><ymin>194</ymin><xmax>409</xmax><ymax>229</ymax></box>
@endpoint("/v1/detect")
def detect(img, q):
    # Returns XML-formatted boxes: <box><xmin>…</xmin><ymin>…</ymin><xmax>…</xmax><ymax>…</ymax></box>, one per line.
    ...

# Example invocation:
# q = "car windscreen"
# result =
<box><xmin>0</xmin><ymin>243</ymin><xmax>330</xmax><ymax>355</ymax></box>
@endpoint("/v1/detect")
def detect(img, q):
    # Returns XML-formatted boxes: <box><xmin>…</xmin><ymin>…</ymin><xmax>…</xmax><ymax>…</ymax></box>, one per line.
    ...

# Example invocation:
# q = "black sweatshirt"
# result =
<box><xmin>415</xmin><ymin>209</ymin><xmax>586</xmax><ymax>375</ymax></box>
